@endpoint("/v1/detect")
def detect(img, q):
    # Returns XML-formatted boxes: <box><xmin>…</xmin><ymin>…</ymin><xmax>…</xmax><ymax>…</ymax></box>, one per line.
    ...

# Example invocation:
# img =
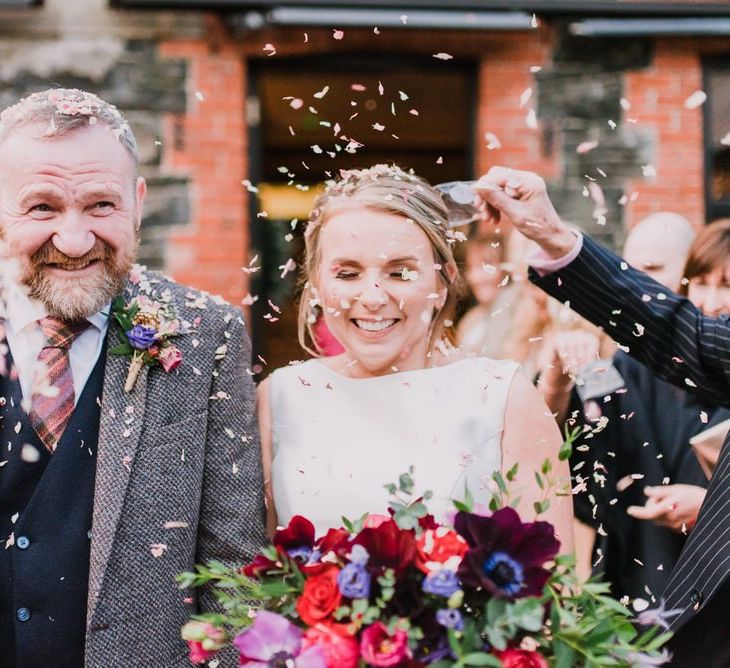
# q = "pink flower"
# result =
<box><xmin>181</xmin><ymin>621</ymin><xmax>226</xmax><ymax>664</ymax></box>
<box><xmin>495</xmin><ymin>648</ymin><xmax>549</xmax><ymax>668</ymax></box>
<box><xmin>159</xmin><ymin>345</ymin><xmax>183</xmax><ymax>372</ymax></box>
<box><xmin>360</xmin><ymin>622</ymin><xmax>410</xmax><ymax>667</ymax></box>
<box><xmin>187</xmin><ymin>640</ymin><xmax>216</xmax><ymax>664</ymax></box>
<box><xmin>302</xmin><ymin>622</ymin><xmax>359</xmax><ymax>668</ymax></box>
<box><xmin>363</xmin><ymin>514</ymin><xmax>391</xmax><ymax>529</ymax></box>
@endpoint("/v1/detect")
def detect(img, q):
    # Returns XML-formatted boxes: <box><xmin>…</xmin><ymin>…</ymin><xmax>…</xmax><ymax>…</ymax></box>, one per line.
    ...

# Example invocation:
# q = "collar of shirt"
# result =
<box><xmin>3</xmin><ymin>279</ymin><xmax>110</xmax><ymax>336</ymax></box>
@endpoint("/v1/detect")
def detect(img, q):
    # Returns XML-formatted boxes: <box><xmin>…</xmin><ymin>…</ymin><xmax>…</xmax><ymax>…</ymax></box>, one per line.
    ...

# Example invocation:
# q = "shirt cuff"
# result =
<box><xmin>528</xmin><ymin>232</ymin><xmax>584</xmax><ymax>276</ymax></box>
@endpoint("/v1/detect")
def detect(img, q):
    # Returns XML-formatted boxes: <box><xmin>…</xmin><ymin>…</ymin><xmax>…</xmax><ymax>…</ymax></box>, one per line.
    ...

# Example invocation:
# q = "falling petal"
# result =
<box><xmin>577</xmin><ymin>141</ymin><xmax>598</xmax><ymax>154</ymax></box>
<box><xmin>684</xmin><ymin>90</ymin><xmax>707</xmax><ymax>109</ymax></box>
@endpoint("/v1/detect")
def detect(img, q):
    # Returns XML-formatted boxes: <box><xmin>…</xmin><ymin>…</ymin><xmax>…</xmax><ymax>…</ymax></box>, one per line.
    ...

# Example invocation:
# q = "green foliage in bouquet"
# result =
<box><xmin>179</xmin><ymin>428</ymin><xmax>672</xmax><ymax>667</ymax></box>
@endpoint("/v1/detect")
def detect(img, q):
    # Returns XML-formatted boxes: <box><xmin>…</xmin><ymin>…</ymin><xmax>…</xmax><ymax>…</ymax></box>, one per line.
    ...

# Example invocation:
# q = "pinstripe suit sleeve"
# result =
<box><xmin>530</xmin><ymin>234</ymin><xmax>730</xmax><ymax>407</ymax></box>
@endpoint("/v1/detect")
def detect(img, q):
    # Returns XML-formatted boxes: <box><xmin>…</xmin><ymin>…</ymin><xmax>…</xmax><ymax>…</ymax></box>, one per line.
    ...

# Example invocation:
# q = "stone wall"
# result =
<box><xmin>0</xmin><ymin>0</ymin><xmax>202</xmax><ymax>270</ymax></box>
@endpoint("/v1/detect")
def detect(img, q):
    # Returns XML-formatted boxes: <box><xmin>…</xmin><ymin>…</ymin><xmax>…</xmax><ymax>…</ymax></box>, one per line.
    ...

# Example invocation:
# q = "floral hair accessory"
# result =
<box><xmin>110</xmin><ymin>293</ymin><xmax>184</xmax><ymax>392</ymax></box>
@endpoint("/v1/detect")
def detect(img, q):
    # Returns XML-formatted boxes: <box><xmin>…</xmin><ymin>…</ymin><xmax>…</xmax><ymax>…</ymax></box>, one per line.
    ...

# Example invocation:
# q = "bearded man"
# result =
<box><xmin>0</xmin><ymin>89</ymin><xmax>266</xmax><ymax>667</ymax></box>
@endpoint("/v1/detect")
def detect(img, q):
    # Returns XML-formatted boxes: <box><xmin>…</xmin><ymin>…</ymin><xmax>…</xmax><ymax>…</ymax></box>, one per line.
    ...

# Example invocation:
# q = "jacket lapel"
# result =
<box><xmin>87</xmin><ymin>279</ymin><xmax>150</xmax><ymax>623</ymax></box>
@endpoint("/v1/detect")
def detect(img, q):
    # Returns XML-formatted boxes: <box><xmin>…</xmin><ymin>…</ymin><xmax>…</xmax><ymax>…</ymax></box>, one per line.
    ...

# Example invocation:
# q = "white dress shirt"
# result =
<box><xmin>3</xmin><ymin>280</ymin><xmax>110</xmax><ymax>405</ymax></box>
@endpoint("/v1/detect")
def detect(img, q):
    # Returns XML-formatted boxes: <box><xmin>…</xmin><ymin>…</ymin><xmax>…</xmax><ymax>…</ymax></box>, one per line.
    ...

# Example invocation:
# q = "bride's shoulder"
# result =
<box><xmin>433</xmin><ymin>349</ymin><xmax>520</xmax><ymax>377</ymax></box>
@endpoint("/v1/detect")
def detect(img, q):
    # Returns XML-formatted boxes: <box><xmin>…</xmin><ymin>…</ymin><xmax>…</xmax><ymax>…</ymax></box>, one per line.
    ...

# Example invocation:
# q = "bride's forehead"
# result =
<box><xmin>320</xmin><ymin>209</ymin><xmax>432</xmax><ymax>247</ymax></box>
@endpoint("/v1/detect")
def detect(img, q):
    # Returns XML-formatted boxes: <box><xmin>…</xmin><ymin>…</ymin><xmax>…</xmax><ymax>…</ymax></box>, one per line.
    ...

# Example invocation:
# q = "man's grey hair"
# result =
<box><xmin>0</xmin><ymin>88</ymin><xmax>139</xmax><ymax>165</ymax></box>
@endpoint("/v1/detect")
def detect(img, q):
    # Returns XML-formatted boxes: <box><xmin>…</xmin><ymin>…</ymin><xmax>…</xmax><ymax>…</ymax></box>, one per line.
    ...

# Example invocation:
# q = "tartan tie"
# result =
<box><xmin>29</xmin><ymin>316</ymin><xmax>90</xmax><ymax>453</ymax></box>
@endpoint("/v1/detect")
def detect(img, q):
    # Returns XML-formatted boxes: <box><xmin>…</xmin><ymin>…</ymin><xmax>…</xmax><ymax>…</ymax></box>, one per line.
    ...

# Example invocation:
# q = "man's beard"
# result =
<box><xmin>22</xmin><ymin>239</ymin><xmax>136</xmax><ymax>321</ymax></box>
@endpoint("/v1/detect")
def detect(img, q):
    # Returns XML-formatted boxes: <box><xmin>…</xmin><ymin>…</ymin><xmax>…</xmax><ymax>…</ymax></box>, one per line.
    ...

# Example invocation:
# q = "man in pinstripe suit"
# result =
<box><xmin>478</xmin><ymin>167</ymin><xmax>730</xmax><ymax>666</ymax></box>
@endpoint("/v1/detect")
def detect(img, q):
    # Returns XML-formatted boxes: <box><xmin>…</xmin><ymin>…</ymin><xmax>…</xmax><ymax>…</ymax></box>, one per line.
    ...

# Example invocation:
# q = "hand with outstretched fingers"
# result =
<box><xmin>626</xmin><ymin>484</ymin><xmax>706</xmax><ymax>533</ymax></box>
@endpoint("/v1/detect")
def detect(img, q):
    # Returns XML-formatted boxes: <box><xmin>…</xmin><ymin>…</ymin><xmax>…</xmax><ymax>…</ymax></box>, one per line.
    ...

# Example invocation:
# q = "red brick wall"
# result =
<box><xmin>159</xmin><ymin>39</ymin><xmax>252</xmax><ymax>307</ymax></box>
<box><xmin>624</xmin><ymin>40</ymin><xmax>705</xmax><ymax>229</ymax></box>
<box><xmin>476</xmin><ymin>33</ymin><xmax>557</xmax><ymax>180</ymax></box>
<box><xmin>157</xmin><ymin>25</ymin><xmax>712</xmax><ymax>305</ymax></box>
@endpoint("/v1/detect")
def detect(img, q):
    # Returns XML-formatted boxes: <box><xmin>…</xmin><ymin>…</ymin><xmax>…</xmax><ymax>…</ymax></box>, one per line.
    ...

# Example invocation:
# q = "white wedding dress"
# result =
<box><xmin>268</xmin><ymin>357</ymin><xmax>518</xmax><ymax>534</ymax></box>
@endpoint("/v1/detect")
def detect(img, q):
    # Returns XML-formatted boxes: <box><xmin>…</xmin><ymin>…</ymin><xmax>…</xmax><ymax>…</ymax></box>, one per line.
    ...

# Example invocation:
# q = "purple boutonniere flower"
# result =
<box><xmin>126</xmin><ymin>324</ymin><xmax>157</xmax><ymax>350</ymax></box>
<box><xmin>112</xmin><ymin>292</ymin><xmax>186</xmax><ymax>392</ymax></box>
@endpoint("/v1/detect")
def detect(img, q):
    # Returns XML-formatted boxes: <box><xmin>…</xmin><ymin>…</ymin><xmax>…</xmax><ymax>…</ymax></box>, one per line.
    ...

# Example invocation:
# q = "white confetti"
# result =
<box><xmin>684</xmin><ymin>90</ymin><xmax>707</xmax><ymax>109</ymax></box>
<box><xmin>700</xmin><ymin>411</ymin><xmax>708</xmax><ymax>424</ymax></box>
<box><xmin>20</xmin><ymin>444</ymin><xmax>40</xmax><ymax>463</ymax></box>
<box><xmin>433</xmin><ymin>53</ymin><xmax>453</xmax><ymax>60</ymax></box>
<box><xmin>194</xmin><ymin>91</ymin><xmax>205</xmax><ymax>102</ymax></box>
<box><xmin>576</xmin><ymin>141</ymin><xmax>598</xmax><ymax>154</ymax></box>
<box><xmin>313</xmin><ymin>85</ymin><xmax>330</xmax><ymax>99</ymax></box>
<box><xmin>685</xmin><ymin>378</ymin><xmax>697</xmax><ymax>388</ymax></box>
<box><xmin>484</xmin><ymin>132</ymin><xmax>501</xmax><ymax>150</ymax></box>
<box><xmin>150</xmin><ymin>543</ymin><xmax>168</xmax><ymax>558</ymax></box>
<box><xmin>525</xmin><ymin>109</ymin><xmax>538</xmax><ymax>129</ymax></box>
<box><xmin>333</xmin><ymin>29</ymin><xmax>344</xmax><ymax>40</ymax></box>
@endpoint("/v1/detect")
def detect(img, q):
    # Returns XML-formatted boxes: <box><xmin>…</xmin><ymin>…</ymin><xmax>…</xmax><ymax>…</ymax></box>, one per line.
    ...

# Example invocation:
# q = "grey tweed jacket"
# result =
<box><xmin>79</xmin><ymin>270</ymin><xmax>267</xmax><ymax>666</ymax></box>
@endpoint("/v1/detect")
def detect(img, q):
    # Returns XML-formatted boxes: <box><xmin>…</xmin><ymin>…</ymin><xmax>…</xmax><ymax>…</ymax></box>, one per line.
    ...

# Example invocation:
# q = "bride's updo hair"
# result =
<box><xmin>298</xmin><ymin>163</ymin><xmax>464</xmax><ymax>357</ymax></box>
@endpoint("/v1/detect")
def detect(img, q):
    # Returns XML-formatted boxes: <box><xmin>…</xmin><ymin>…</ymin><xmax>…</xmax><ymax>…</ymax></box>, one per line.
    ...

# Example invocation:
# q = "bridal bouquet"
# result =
<box><xmin>180</xmin><ymin>468</ymin><xmax>671</xmax><ymax>667</ymax></box>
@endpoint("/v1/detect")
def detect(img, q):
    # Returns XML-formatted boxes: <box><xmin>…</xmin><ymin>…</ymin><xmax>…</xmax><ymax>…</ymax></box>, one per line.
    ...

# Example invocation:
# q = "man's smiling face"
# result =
<box><xmin>0</xmin><ymin>123</ymin><xmax>146</xmax><ymax>320</ymax></box>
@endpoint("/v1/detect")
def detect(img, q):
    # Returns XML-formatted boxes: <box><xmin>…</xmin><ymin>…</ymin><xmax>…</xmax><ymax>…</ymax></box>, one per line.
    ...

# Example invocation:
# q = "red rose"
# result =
<box><xmin>302</xmin><ymin>622</ymin><xmax>359</xmax><ymax>668</ymax></box>
<box><xmin>495</xmin><ymin>649</ymin><xmax>549</xmax><ymax>668</ymax></box>
<box><xmin>360</xmin><ymin>622</ymin><xmax>410</xmax><ymax>667</ymax></box>
<box><xmin>415</xmin><ymin>527</ymin><xmax>469</xmax><ymax>574</ymax></box>
<box><xmin>296</xmin><ymin>565</ymin><xmax>342</xmax><ymax>625</ymax></box>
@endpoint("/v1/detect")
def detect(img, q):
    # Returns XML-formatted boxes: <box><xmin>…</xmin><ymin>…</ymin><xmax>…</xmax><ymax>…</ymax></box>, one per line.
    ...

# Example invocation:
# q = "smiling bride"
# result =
<box><xmin>257</xmin><ymin>164</ymin><xmax>574</xmax><ymax>553</ymax></box>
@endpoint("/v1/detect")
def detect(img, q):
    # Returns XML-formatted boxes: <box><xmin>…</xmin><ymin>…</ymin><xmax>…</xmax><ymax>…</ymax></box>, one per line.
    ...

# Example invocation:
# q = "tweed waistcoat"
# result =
<box><xmin>0</xmin><ymin>344</ymin><xmax>106</xmax><ymax>667</ymax></box>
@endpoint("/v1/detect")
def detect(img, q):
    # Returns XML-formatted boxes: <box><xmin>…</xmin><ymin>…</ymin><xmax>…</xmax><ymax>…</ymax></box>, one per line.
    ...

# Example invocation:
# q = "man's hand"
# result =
<box><xmin>475</xmin><ymin>166</ymin><xmax>577</xmax><ymax>259</ymax></box>
<box><xmin>627</xmin><ymin>484</ymin><xmax>706</xmax><ymax>533</ymax></box>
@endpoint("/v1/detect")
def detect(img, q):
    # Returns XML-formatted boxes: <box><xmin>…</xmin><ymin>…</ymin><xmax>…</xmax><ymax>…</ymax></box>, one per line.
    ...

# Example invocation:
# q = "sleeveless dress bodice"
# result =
<box><xmin>269</xmin><ymin>357</ymin><xmax>518</xmax><ymax>533</ymax></box>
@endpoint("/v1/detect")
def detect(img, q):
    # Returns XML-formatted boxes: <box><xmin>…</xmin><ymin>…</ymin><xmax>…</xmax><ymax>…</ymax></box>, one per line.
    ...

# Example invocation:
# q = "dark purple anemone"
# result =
<box><xmin>454</xmin><ymin>507</ymin><xmax>560</xmax><ymax>599</ymax></box>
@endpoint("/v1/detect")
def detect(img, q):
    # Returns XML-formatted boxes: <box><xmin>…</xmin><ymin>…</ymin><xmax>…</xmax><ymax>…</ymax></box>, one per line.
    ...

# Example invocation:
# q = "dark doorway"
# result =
<box><xmin>247</xmin><ymin>54</ymin><xmax>477</xmax><ymax>375</ymax></box>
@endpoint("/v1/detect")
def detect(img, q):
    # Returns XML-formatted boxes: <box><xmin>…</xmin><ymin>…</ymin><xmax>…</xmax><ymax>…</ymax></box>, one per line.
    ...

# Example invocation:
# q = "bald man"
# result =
<box><xmin>623</xmin><ymin>212</ymin><xmax>696</xmax><ymax>291</ymax></box>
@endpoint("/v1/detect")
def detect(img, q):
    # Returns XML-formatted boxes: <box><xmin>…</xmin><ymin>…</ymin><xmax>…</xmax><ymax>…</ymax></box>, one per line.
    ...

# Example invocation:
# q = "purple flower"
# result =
<box><xmin>233</xmin><ymin>611</ymin><xmax>326</xmax><ymax>668</ymax></box>
<box><xmin>454</xmin><ymin>507</ymin><xmax>560</xmax><ymax>599</ymax></box>
<box><xmin>125</xmin><ymin>325</ymin><xmax>157</xmax><ymax>350</ymax></box>
<box><xmin>633</xmin><ymin>599</ymin><xmax>683</xmax><ymax>631</ymax></box>
<box><xmin>422</xmin><ymin>569</ymin><xmax>460</xmax><ymax>598</ymax></box>
<box><xmin>337</xmin><ymin>561</ymin><xmax>371</xmax><ymax>599</ymax></box>
<box><xmin>436</xmin><ymin>608</ymin><xmax>464</xmax><ymax>630</ymax></box>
